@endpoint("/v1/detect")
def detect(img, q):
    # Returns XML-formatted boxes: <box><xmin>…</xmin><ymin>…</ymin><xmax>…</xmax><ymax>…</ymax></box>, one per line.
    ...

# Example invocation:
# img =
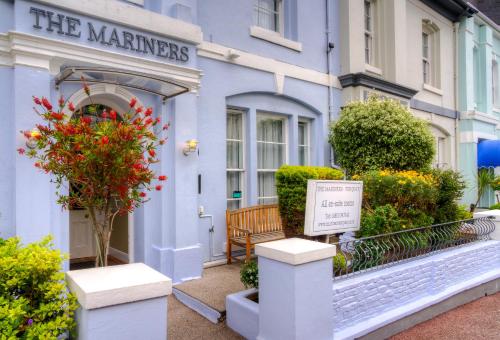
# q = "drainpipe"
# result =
<box><xmin>326</xmin><ymin>0</ymin><xmax>335</xmax><ymax>167</ymax></box>
<box><xmin>198</xmin><ymin>206</ymin><xmax>223</xmax><ymax>262</ymax></box>
<box><xmin>454</xmin><ymin>21</ymin><xmax>460</xmax><ymax>171</ymax></box>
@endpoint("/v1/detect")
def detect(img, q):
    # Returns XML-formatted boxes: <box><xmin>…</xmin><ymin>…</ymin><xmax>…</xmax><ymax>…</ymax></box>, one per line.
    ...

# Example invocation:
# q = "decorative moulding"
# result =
<box><xmin>249</xmin><ymin>26</ymin><xmax>302</xmax><ymax>52</ymax></box>
<box><xmin>339</xmin><ymin>72</ymin><xmax>418</xmax><ymax>99</ymax></box>
<box><xmin>1</xmin><ymin>31</ymin><xmax>201</xmax><ymax>91</ymax></box>
<box><xmin>197</xmin><ymin>41</ymin><xmax>341</xmax><ymax>89</ymax></box>
<box><xmin>255</xmin><ymin>238</ymin><xmax>335</xmax><ymax>265</ymax></box>
<box><xmin>66</xmin><ymin>263</ymin><xmax>172</xmax><ymax>310</ymax></box>
<box><xmin>423</xmin><ymin>83</ymin><xmax>443</xmax><ymax>96</ymax></box>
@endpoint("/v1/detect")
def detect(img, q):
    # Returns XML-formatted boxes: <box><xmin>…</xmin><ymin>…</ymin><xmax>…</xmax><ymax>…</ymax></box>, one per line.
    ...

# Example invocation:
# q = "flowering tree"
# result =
<box><xmin>18</xmin><ymin>84</ymin><xmax>169</xmax><ymax>267</ymax></box>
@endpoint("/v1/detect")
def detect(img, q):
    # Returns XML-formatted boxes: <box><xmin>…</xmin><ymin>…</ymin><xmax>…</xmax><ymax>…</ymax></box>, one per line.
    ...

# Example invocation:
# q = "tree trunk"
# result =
<box><xmin>88</xmin><ymin>207</ymin><xmax>112</xmax><ymax>267</ymax></box>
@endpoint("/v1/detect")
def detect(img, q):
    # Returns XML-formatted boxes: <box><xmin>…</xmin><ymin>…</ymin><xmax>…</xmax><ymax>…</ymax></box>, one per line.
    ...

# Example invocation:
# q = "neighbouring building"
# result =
<box><xmin>339</xmin><ymin>0</ymin><xmax>476</xmax><ymax>172</ymax></box>
<box><xmin>0</xmin><ymin>0</ymin><xmax>341</xmax><ymax>283</ymax></box>
<box><xmin>458</xmin><ymin>2</ymin><xmax>500</xmax><ymax>208</ymax></box>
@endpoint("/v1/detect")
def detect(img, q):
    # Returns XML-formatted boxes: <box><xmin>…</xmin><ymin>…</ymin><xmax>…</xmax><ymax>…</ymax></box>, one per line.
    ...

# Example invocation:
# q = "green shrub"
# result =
<box><xmin>489</xmin><ymin>203</ymin><xmax>500</xmax><ymax>210</ymax></box>
<box><xmin>240</xmin><ymin>260</ymin><xmax>258</xmax><ymax>289</ymax></box>
<box><xmin>431</xmin><ymin>169</ymin><xmax>466</xmax><ymax>223</ymax></box>
<box><xmin>360</xmin><ymin>204</ymin><xmax>401</xmax><ymax>237</ymax></box>
<box><xmin>355</xmin><ymin>170</ymin><xmax>437</xmax><ymax>231</ymax></box>
<box><xmin>456</xmin><ymin>205</ymin><xmax>473</xmax><ymax>219</ymax></box>
<box><xmin>333</xmin><ymin>253</ymin><xmax>347</xmax><ymax>275</ymax></box>
<box><xmin>352</xmin><ymin>240</ymin><xmax>386</xmax><ymax>271</ymax></box>
<box><xmin>329</xmin><ymin>97</ymin><xmax>435</xmax><ymax>175</ymax></box>
<box><xmin>276</xmin><ymin>165</ymin><xmax>344</xmax><ymax>236</ymax></box>
<box><xmin>0</xmin><ymin>236</ymin><xmax>77</xmax><ymax>338</ymax></box>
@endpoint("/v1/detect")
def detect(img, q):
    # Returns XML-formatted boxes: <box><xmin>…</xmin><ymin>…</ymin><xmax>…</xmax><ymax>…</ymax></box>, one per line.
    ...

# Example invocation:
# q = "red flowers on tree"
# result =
<box><xmin>20</xmin><ymin>88</ymin><xmax>170</xmax><ymax>267</ymax></box>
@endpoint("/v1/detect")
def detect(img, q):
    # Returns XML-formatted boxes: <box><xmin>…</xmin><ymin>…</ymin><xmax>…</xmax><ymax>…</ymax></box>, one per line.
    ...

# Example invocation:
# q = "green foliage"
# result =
<box><xmin>473</xmin><ymin>168</ymin><xmax>495</xmax><ymax>212</ymax></box>
<box><xmin>240</xmin><ymin>261</ymin><xmax>258</xmax><ymax>289</ymax></box>
<box><xmin>333</xmin><ymin>254</ymin><xmax>347</xmax><ymax>275</ymax></box>
<box><xmin>431</xmin><ymin>169</ymin><xmax>466</xmax><ymax>223</ymax></box>
<box><xmin>276</xmin><ymin>165</ymin><xmax>344</xmax><ymax>236</ymax></box>
<box><xmin>352</xmin><ymin>240</ymin><xmax>386</xmax><ymax>271</ymax></box>
<box><xmin>360</xmin><ymin>204</ymin><xmax>401</xmax><ymax>237</ymax></box>
<box><xmin>0</xmin><ymin>236</ymin><xmax>78</xmax><ymax>339</ymax></box>
<box><xmin>329</xmin><ymin>97</ymin><xmax>435</xmax><ymax>175</ymax></box>
<box><xmin>489</xmin><ymin>203</ymin><xmax>500</xmax><ymax>210</ymax></box>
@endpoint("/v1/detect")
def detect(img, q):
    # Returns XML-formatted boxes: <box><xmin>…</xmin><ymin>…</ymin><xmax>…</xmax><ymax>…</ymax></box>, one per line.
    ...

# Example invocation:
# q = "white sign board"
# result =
<box><xmin>304</xmin><ymin>180</ymin><xmax>363</xmax><ymax>236</ymax></box>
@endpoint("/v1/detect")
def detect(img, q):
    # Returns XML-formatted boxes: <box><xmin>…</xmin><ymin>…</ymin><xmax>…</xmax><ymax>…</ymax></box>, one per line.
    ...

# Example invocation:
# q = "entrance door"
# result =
<box><xmin>69</xmin><ymin>210</ymin><xmax>95</xmax><ymax>259</ymax></box>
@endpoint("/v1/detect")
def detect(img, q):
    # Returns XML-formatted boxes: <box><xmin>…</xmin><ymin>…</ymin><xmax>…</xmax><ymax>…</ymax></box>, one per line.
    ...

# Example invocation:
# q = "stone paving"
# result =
<box><xmin>391</xmin><ymin>292</ymin><xmax>500</xmax><ymax>340</ymax></box>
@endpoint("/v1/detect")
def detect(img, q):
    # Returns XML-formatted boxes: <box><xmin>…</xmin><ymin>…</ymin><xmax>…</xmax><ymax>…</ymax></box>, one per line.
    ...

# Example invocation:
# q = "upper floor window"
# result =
<box><xmin>254</xmin><ymin>0</ymin><xmax>283</xmax><ymax>34</ymax></box>
<box><xmin>493</xmin><ymin>58</ymin><xmax>499</xmax><ymax>109</ymax></box>
<box><xmin>364</xmin><ymin>0</ymin><xmax>376</xmax><ymax>65</ymax></box>
<box><xmin>422</xmin><ymin>20</ymin><xmax>440</xmax><ymax>88</ymax></box>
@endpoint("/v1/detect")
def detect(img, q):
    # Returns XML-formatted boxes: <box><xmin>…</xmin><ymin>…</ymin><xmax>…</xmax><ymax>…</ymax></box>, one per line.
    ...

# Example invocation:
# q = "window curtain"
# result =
<box><xmin>255</xmin><ymin>0</ymin><xmax>277</xmax><ymax>31</ymax></box>
<box><xmin>257</xmin><ymin>117</ymin><xmax>285</xmax><ymax>204</ymax></box>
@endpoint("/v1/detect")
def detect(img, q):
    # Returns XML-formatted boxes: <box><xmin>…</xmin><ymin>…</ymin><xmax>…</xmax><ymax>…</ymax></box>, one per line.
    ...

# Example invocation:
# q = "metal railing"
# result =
<box><xmin>332</xmin><ymin>217</ymin><xmax>495</xmax><ymax>279</ymax></box>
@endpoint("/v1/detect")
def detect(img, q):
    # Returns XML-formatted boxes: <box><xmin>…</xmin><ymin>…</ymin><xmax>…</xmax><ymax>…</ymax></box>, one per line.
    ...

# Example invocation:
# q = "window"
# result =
<box><xmin>473</xmin><ymin>46</ymin><xmax>479</xmax><ymax>108</ymax></box>
<box><xmin>254</xmin><ymin>0</ymin><xmax>283</xmax><ymax>33</ymax></box>
<box><xmin>422</xmin><ymin>32</ymin><xmax>430</xmax><ymax>84</ymax></box>
<box><xmin>257</xmin><ymin>114</ymin><xmax>287</xmax><ymax>204</ymax></box>
<box><xmin>493</xmin><ymin>58</ymin><xmax>499</xmax><ymax>108</ymax></box>
<box><xmin>422</xmin><ymin>20</ymin><xmax>440</xmax><ymax>88</ymax></box>
<box><xmin>227</xmin><ymin>110</ymin><xmax>245</xmax><ymax>211</ymax></box>
<box><xmin>364</xmin><ymin>0</ymin><xmax>375</xmax><ymax>65</ymax></box>
<box><xmin>298</xmin><ymin>121</ymin><xmax>310</xmax><ymax>166</ymax></box>
<box><xmin>436</xmin><ymin>137</ymin><xmax>446</xmax><ymax>169</ymax></box>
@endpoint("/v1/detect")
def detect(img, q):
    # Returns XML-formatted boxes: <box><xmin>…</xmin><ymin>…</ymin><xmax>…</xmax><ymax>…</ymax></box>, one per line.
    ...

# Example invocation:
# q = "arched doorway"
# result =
<box><xmin>66</xmin><ymin>86</ymin><xmax>139</xmax><ymax>269</ymax></box>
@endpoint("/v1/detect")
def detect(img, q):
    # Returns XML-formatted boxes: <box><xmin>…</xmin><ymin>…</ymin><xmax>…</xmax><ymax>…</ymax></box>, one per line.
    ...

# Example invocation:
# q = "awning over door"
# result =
<box><xmin>55</xmin><ymin>67</ymin><xmax>192</xmax><ymax>101</ymax></box>
<box><xmin>477</xmin><ymin>140</ymin><xmax>500</xmax><ymax>167</ymax></box>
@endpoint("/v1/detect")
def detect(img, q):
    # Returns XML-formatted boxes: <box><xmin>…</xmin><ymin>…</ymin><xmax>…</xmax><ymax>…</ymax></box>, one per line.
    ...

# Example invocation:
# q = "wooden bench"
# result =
<box><xmin>226</xmin><ymin>204</ymin><xmax>285</xmax><ymax>264</ymax></box>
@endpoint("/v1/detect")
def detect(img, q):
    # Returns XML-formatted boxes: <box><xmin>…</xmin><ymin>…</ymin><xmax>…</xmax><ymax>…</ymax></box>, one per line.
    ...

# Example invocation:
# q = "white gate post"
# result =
<box><xmin>66</xmin><ymin>263</ymin><xmax>172</xmax><ymax>340</ymax></box>
<box><xmin>256</xmin><ymin>238</ymin><xmax>336</xmax><ymax>340</ymax></box>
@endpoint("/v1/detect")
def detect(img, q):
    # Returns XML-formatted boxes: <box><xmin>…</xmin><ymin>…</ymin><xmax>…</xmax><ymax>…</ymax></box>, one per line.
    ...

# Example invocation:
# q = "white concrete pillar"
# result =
<box><xmin>256</xmin><ymin>238</ymin><xmax>336</xmax><ymax>340</ymax></box>
<box><xmin>66</xmin><ymin>263</ymin><xmax>172</xmax><ymax>340</ymax></box>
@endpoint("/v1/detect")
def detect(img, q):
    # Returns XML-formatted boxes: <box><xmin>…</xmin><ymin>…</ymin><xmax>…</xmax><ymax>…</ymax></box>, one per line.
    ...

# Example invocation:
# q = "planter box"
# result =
<box><xmin>226</xmin><ymin>288</ymin><xmax>259</xmax><ymax>340</ymax></box>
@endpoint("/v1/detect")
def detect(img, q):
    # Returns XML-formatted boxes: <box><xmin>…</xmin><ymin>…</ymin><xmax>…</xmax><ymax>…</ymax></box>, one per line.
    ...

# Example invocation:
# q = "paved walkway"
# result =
<box><xmin>168</xmin><ymin>295</ymin><xmax>243</xmax><ymax>340</ymax></box>
<box><xmin>392</xmin><ymin>293</ymin><xmax>500</xmax><ymax>340</ymax></box>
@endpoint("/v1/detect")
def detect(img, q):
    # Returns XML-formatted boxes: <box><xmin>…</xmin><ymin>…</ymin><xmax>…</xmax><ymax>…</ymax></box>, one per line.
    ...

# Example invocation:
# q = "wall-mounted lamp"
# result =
<box><xmin>26</xmin><ymin>129</ymin><xmax>41</xmax><ymax>149</ymax></box>
<box><xmin>183</xmin><ymin>139</ymin><xmax>199</xmax><ymax>156</ymax></box>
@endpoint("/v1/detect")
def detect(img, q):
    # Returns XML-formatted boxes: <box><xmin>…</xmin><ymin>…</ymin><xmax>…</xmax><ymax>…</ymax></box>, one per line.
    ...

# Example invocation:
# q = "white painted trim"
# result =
<box><xmin>66</xmin><ymin>263</ymin><xmax>172</xmax><ymax>310</ymax></box>
<box><xmin>109</xmin><ymin>247</ymin><xmax>129</xmax><ymax>263</ymax></box>
<box><xmin>32</xmin><ymin>0</ymin><xmax>202</xmax><ymax>44</ymax></box>
<box><xmin>0</xmin><ymin>31</ymin><xmax>201</xmax><ymax>90</ymax></box>
<box><xmin>197</xmin><ymin>41</ymin><xmax>341</xmax><ymax>89</ymax></box>
<box><xmin>423</xmin><ymin>83</ymin><xmax>443</xmax><ymax>96</ymax></box>
<box><xmin>365</xmin><ymin>63</ymin><xmax>382</xmax><ymax>76</ymax></box>
<box><xmin>460</xmin><ymin>110</ymin><xmax>500</xmax><ymax>125</ymax></box>
<box><xmin>249</xmin><ymin>26</ymin><xmax>302</xmax><ymax>52</ymax></box>
<box><xmin>460</xmin><ymin>131</ymin><xmax>498</xmax><ymax>143</ymax></box>
<box><xmin>255</xmin><ymin>238</ymin><xmax>335</xmax><ymax>265</ymax></box>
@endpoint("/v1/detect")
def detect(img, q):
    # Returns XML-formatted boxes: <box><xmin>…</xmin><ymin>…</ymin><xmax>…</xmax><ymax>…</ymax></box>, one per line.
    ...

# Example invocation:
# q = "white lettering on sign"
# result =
<box><xmin>304</xmin><ymin>180</ymin><xmax>363</xmax><ymax>236</ymax></box>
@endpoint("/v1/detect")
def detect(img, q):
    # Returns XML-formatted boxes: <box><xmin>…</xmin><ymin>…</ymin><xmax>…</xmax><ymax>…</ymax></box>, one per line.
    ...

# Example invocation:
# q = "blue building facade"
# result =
<box><xmin>0</xmin><ymin>0</ymin><xmax>341</xmax><ymax>283</ymax></box>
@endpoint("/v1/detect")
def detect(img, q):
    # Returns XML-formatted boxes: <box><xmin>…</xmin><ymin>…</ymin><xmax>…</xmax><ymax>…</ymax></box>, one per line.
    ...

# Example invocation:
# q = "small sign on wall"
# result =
<box><xmin>304</xmin><ymin>180</ymin><xmax>363</xmax><ymax>236</ymax></box>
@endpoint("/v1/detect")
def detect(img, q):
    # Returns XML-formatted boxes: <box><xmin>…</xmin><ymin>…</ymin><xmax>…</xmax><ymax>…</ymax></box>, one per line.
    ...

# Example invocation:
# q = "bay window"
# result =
<box><xmin>226</xmin><ymin>110</ymin><xmax>245</xmax><ymax>210</ymax></box>
<box><xmin>257</xmin><ymin>114</ymin><xmax>287</xmax><ymax>204</ymax></box>
<box><xmin>298</xmin><ymin>121</ymin><xmax>310</xmax><ymax>166</ymax></box>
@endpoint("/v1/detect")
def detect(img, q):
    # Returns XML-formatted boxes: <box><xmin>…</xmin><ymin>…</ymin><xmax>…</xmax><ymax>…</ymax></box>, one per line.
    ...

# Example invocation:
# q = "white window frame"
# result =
<box><xmin>256</xmin><ymin>112</ymin><xmax>288</xmax><ymax>204</ymax></box>
<box><xmin>226</xmin><ymin>109</ymin><xmax>246</xmax><ymax>210</ymax></box>
<box><xmin>422</xmin><ymin>32</ymin><xmax>431</xmax><ymax>85</ymax></box>
<box><xmin>364</xmin><ymin>0</ymin><xmax>375</xmax><ymax>66</ymax></box>
<box><xmin>493</xmin><ymin>56</ymin><xmax>499</xmax><ymax>109</ymax></box>
<box><xmin>254</xmin><ymin>0</ymin><xmax>284</xmax><ymax>35</ymax></box>
<box><xmin>298</xmin><ymin>119</ymin><xmax>311</xmax><ymax>166</ymax></box>
<box><xmin>436</xmin><ymin>136</ymin><xmax>447</xmax><ymax>169</ymax></box>
<box><xmin>422</xmin><ymin>20</ymin><xmax>440</xmax><ymax>89</ymax></box>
